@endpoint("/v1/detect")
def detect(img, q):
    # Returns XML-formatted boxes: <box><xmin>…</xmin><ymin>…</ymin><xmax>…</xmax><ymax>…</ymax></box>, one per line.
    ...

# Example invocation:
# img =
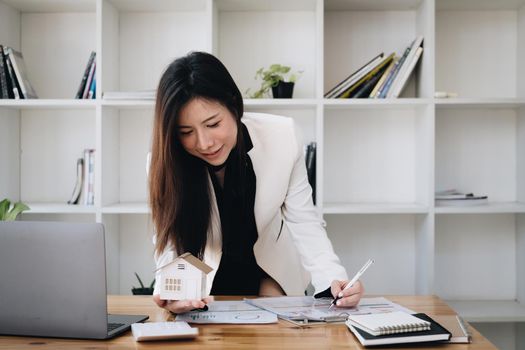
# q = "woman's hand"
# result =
<box><xmin>330</xmin><ymin>279</ymin><xmax>364</xmax><ymax>308</ymax></box>
<box><xmin>153</xmin><ymin>294</ymin><xmax>214</xmax><ymax>314</ymax></box>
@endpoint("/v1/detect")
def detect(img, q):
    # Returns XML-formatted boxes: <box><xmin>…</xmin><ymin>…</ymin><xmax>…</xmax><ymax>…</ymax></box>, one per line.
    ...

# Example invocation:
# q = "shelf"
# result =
<box><xmin>244</xmin><ymin>99</ymin><xmax>318</xmax><ymax>109</ymax></box>
<box><xmin>23</xmin><ymin>202</ymin><xmax>96</xmax><ymax>214</ymax></box>
<box><xmin>323</xmin><ymin>98</ymin><xmax>431</xmax><ymax>110</ymax></box>
<box><xmin>325</xmin><ymin>0</ymin><xmax>423</xmax><ymax>11</ymax></box>
<box><xmin>22</xmin><ymin>202</ymin><xmax>153</xmax><ymax>214</ymax></box>
<box><xmin>101</xmin><ymin>99</ymin><xmax>318</xmax><ymax>110</ymax></box>
<box><xmin>217</xmin><ymin>0</ymin><xmax>317</xmax><ymax>11</ymax></box>
<box><xmin>435</xmin><ymin>202</ymin><xmax>525</xmax><ymax>214</ymax></box>
<box><xmin>107</xmin><ymin>0</ymin><xmax>207</xmax><ymax>12</ymax></box>
<box><xmin>102</xmin><ymin>203</ymin><xmax>150</xmax><ymax>214</ymax></box>
<box><xmin>101</xmin><ymin>100</ymin><xmax>155</xmax><ymax>109</ymax></box>
<box><xmin>435</xmin><ymin>98</ymin><xmax>525</xmax><ymax>109</ymax></box>
<box><xmin>446</xmin><ymin>300</ymin><xmax>525</xmax><ymax>322</ymax></box>
<box><xmin>437</xmin><ymin>0</ymin><xmax>525</xmax><ymax>11</ymax></box>
<box><xmin>1</xmin><ymin>0</ymin><xmax>95</xmax><ymax>13</ymax></box>
<box><xmin>323</xmin><ymin>202</ymin><xmax>428</xmax><ymax>214</ymax></box>
<box><xmin>0</xmin><ymin>99</ymin><xmax>97</xmax><ymax>110</ymax></box>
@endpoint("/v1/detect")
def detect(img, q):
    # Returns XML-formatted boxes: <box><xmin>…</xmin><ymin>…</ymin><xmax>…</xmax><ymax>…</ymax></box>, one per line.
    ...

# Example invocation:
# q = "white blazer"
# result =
<box><xmin>154</xmin><ymin>113</ymin><xmax>348</xmax><ymax>296</ymax></box>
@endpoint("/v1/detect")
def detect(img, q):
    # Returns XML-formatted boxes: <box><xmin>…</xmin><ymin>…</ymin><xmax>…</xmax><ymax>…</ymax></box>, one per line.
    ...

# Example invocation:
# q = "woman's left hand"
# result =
<box><xmin>330</xmin><ymin>279</ymin><xmax>364</xmax><ymax>308</ymax></box>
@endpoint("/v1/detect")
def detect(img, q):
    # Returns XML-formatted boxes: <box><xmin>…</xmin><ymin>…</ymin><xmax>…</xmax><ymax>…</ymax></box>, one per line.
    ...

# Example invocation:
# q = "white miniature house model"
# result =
<box><xmin>157</xmin><ymin>252</ymin><xmax>213</xmax><ymax>300</ymax></box>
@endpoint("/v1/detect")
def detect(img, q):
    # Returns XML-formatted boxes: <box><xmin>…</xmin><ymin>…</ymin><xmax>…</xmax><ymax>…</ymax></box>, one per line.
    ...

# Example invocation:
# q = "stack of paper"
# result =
<box><xmin>245</xmin><ymin>296</ymin><xmax>415</xmax><ymax>325</ymax></box>
<box><xmin>175</xmin><ymin>300</ymin><xmax>277</xmax><ymax>324</ymax></box>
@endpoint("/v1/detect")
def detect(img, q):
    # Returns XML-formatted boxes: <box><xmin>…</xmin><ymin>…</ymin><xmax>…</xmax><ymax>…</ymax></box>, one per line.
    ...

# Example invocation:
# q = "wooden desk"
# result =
<box><xmin>0</xmin><ymin>295</ymin><xmax>496</xmax><ymax>349</ymax></box>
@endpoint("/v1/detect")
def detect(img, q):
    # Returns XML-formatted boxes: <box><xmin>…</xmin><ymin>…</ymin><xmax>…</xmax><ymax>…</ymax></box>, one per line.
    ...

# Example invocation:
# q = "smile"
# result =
<box><xmin>201</xmin><ymin>146</ymin><xmax>223</xmax><ymax>158</ymax></box>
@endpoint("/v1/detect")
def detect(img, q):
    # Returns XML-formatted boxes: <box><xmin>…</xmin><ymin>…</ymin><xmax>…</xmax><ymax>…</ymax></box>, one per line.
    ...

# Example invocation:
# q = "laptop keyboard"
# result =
<box><xmin>108</xmin><ymin>322</ymin><xmax>125</xmax><ymax>332</ymax></box>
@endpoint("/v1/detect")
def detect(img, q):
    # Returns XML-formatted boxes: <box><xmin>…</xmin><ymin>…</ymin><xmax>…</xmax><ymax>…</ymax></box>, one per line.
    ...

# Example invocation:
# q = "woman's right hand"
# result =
<box><xmin>153</xmin><ymin>294</ymin><xmax>214</xmax><ymax>314</ymax></box>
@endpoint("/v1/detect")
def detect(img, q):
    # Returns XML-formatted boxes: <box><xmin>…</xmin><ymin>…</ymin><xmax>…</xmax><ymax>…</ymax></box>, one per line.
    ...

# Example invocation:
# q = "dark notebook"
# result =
<box><xmin>346</xmin><ymin>313</ymin><xmax>451</xmax><ymax>347</ymax></box>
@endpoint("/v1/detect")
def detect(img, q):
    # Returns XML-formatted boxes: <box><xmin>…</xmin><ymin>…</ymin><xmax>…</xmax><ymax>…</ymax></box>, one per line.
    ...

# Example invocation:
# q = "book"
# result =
<box><xmin>0</xmin><ymin>44</ymin><xmax>10</xmax><ymax>99</ymax></box>
<box><xmin>67</xmin><ymin>158</ymin><xmax>84</xmax><ymax>205</ymax></box>
<box><xmin>75</xmin><ymin>51</ymin><xmax>96</xmax><ymax>99</ymax></box>
<box><xmin>87</xmin><ymin>149</ymin><xmax>95</xmax><ymax>205</ymax></box>
<box><xmin>80</xmin><ymin>149</ymin><xmax>95</xmax><ymax>205</ymax></box>
<box><xmin>369</xmin><ymin>58</ymin><xmax>396</xmax><ymax>98</ymax></box>
<box><xmin>305</xmin><ymin>142</ymin><xmax>316</xmax><ymax>204</ymax></box>
<box><xmin>374</xmin><ymin>58</ymin><xmax>400</xmax><ymax>98</ymax></box>
<box><xmin>346</xmin><ymin>311</ymin><xmax>431</xmax><ymax>336</ymax></box>
<box><xmin>88</xmin><ymin>75</ymin><xmax>96</xmax><ymax>99</ymax></box>
<box><xmin>387</xmin><ymin>35</ymin><xmax>424</xmax><ymax>98</ymax></box>
<box><xmin>0</xmin><ymin>46</ymin><xmax>15</xmax><ymax>99</ymax></box>
<box><xmin>351</xmin><ymin>62</ymin><xmax>390</xmax><ymax>98</ymax></box>
<box><xmin>435</xmin><ymin>197</ymin><xmax>488</xmax><ymax>206</ymax></box>
<box><xmin>4</xmin><ymin>47</ymin><xmax>38</xmax><ymax>98</ymax></box>
<box><xmin>432</xmin><ymin>315</ymin><xmax>472</xmax><ymax>343</ymax></box>
<box><xmin>379</xmin><ymin>46</ymin><xmax>411</xmax><ymax>98</ymax></box>
<box><xmin>4</xmin><ymin>47</ymin><xmax>22</xmax><ymax>99</ymax></box>
<box><xmin>388</xmin><ymin>45</ymin><xmax>423</xmax><ymax>98</ymax></box>
<box><xmin>338</xmin><ymin>53</ymin><xmax>395</xmax><ymax>98</ymax></box>
<box><xmin>82</xmin><ymin>61</ymin><xmax>96</xmax><ymax>99</ymax></box>
<box><xmin>435</xmin><ymin>189</ymin><xmax>488</xmax><ymax>206</ymax></box>
<box><xmin>324</xmin><ymin>53</ymin><xmax>384</xmax><ymax>98</ymax></box>
<box><xmin>346</xmin><ymin>313</ymin><xmax>451</xmax><ymax>346</ymax></box>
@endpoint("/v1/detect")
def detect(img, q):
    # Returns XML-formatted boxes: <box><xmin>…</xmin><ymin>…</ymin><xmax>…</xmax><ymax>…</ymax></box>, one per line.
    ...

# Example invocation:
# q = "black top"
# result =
<box><xmin>209</xmin><ymin>124</ymin><xmax>265</xmax><ymax>295</ymax></box>
<box><xmin>208</xmin><ymin>123</ymin><xmax>332</xmax><ymax>298</ymax></box>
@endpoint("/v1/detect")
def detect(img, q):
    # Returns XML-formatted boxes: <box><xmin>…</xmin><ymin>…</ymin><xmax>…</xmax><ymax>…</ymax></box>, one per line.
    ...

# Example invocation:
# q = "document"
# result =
<box><xmin>245</xmin><ymin>296</ymin><xmax>415</xmax><ymax>325</ymax></box>
<box><xmin>175</xmin><ymin>300</ymin><xmax>278</xmax><ymax>324</ymax></box>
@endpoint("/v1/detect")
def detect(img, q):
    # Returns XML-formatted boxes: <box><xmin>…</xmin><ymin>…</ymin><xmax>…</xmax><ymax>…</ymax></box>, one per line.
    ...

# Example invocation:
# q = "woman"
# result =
<box><xmin>149</xmin><ymin>51</ymin><xmax>363</xmax><ymax>314</ymax></box>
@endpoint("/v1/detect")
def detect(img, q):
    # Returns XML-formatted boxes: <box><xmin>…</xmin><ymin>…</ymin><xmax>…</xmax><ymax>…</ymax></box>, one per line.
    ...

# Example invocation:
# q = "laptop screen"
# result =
<box><xmin>0</xmin><ymin>221</ymin><xmax>109</xmax><ymax>338</ymax></box>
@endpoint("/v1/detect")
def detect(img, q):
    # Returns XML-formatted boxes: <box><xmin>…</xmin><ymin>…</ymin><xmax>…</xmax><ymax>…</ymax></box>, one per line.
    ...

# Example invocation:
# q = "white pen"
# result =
<box><xmin>329</xmin><ymin>258</ymin><xmax>374</xmax><ymax>309</ymax></box>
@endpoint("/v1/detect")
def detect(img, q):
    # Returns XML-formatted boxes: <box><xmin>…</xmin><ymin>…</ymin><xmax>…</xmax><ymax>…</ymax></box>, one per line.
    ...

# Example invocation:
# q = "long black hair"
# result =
<box><xmin>150</xmin><ymin>51</ymin><xmax>245</xmax><ymax>259</ymax></box>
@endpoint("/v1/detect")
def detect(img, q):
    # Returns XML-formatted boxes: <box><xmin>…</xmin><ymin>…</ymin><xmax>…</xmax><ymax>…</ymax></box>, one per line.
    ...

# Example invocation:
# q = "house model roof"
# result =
<box><xmin>155</xmin><ymin>252</ymin><xmax>213</xmax><ymax>274</ymax></box>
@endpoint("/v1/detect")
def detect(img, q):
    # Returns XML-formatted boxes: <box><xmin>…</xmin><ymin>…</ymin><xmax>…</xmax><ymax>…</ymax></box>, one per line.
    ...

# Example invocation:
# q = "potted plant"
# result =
<box><xmin>247</xmin><ymin>64</ymin><xmax>302</xmax><ymax>99</ymax></box>
<box><xmin>131</xmin><ymin>272</ymin><xmax>155</xmax><ymax>295</ymax></box>
<box><xmin>0</xmin><ymin>199</ymin><xmax>30</xmax><ymax>221</ymax></box>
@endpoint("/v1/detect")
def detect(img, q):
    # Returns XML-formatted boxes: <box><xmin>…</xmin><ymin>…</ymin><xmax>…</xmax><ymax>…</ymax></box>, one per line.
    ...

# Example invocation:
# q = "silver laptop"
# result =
<box><xmin>0</xmin><ymin>221</ymin><xmax>148</xmax><ymax>339</ymax></box>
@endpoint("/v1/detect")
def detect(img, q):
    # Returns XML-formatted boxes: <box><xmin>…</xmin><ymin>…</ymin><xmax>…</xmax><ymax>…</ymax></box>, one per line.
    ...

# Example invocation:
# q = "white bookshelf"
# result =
<box><xmin>1</xmin><ymin>0</ymin><xmax>524</xmax><ymax>328</ymax></box>
<box><xmin>323</xmin><ymin>202</ymin><xmax>429</xmax><ymax>214</ymax></box>
<box><xmin>24</xmin><ymin>202</ymin><xmax>97</xmax><ymax>214</ymax></box>
<box><xmin>0</xmin><ymin>99</ymin><xmax>97</xmax><ymax>109</ymax></box>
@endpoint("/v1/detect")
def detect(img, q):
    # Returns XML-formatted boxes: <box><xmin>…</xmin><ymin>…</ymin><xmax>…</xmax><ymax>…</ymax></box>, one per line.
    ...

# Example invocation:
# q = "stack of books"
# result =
<box><xmin>305</xmin><ymin>142</ymin><xmax>316</xmax><ymax>204</ymax></box>
<box><xmin>325</xmin><ymin>36</ymin><xmax>423</xmax><ymax>99</ymax></box>
<box><xmin>345</xmin><ymin>311</ymin><xmax>451</xmax><ymax>346</ymax></box>
<box><xmin>0</xmin><ymin>45</ymin><xmax>38</xmax><ymax>99</ymax></box>
<box><xmin>68</xmin><ymin>149</ymin><xmax>95</xmax><ymax>205</ymax></box>
<box><xmin>435</xmin><ymin>189</ymin><xmax>488</xmax><ymax>206</ymax></box>
<box><xmin>75</xmin><ymin>51</ymin><xmax>96</xmax><ymax>99</ymax></box>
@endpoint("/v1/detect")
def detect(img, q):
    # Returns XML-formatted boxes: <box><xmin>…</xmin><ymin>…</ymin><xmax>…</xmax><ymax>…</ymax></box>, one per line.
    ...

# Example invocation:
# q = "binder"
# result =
<box><xmin>346</xmin><ymin>313</ymin><xmax>451</xmax><ymax>346</ymax></box>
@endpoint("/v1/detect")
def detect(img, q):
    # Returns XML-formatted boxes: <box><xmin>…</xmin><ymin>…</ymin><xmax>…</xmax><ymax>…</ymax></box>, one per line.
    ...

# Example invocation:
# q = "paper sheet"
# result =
<box><xmin>175</xmin><ymin>300</ymin><xmax>278</xmax><ymax>324</ymax></box>
<box><xmin>246</xmin><ymin>297</ymin><xmax>415</xmax><ymax>323</ymax></box>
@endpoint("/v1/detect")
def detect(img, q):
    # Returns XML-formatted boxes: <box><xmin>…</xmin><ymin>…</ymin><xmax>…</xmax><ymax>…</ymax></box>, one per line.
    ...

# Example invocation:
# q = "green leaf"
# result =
<box><xmin>0</xmin><ymin>199</ymin><xmax>10</xmax><ymax>221</ymax></box>
<box><xmin>134</xmin><ymin>272</ymin><xmax>145</xmax><ymax>288</ymax></box>
<box><xmin>251</xmin><ymin>64</ymin><xmax>301</xmax><ymax>98</ymax></box>
<box><xmin>4</xmin><ymin>202</ymin><xmax>30</xmax><ymax>221</ymax></box>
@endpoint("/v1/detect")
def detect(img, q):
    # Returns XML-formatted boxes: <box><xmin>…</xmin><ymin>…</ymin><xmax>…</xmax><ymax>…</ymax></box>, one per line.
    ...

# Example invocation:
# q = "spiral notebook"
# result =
<box><xmin>346</xmin><ymin>311</ymin><xmax>430</xmax><ymax>336</ymax></box>
<box><xmin>346</xmin><ymin>313</ymin><xmax>451</xmax><ymax>347</ymax></box>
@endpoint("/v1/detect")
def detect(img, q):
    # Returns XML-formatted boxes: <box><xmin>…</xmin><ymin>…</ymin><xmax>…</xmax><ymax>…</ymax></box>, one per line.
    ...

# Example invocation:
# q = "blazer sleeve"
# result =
<box><xmin>280</xmin><ymin>124</ymin><xmax>348</xmax><ymax>295</ymax></box>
